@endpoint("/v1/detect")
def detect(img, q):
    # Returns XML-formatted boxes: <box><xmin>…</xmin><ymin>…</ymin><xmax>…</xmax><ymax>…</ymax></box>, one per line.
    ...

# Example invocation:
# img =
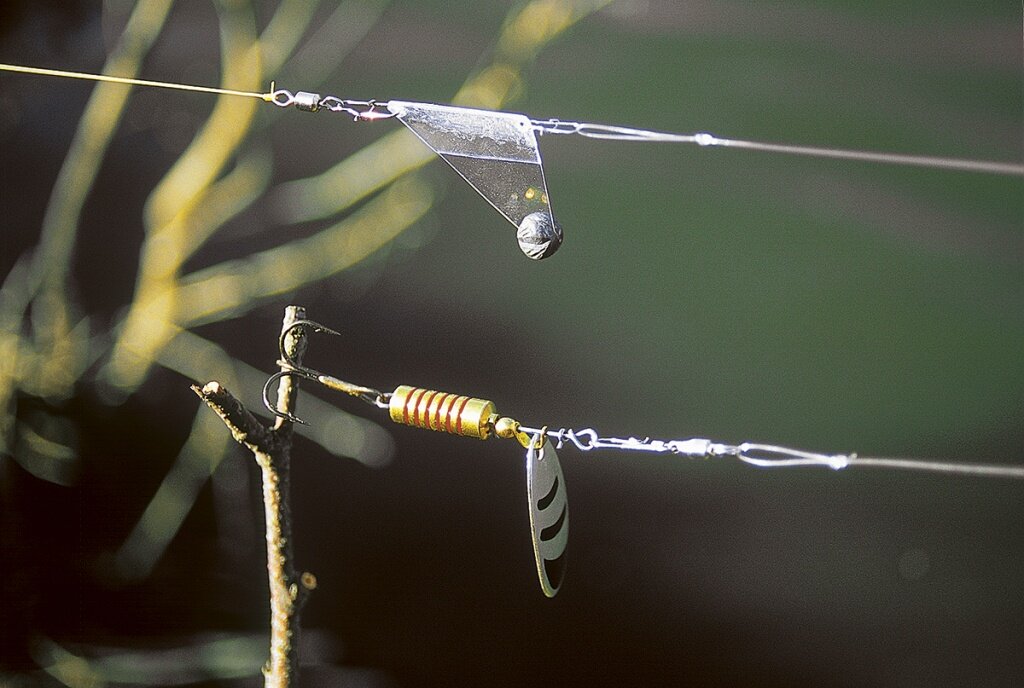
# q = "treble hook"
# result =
<box><xmin>263</xmin><ymin>320</ymin><xmax>390</xmax><ymax>423</ymax></box>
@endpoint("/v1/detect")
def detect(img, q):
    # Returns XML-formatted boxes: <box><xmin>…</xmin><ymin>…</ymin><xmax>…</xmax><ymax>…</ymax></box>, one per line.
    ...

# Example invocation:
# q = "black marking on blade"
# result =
<box><xmin>537</xmin><ymin>475</ymin><xmax>560</xmax><ymax>511</ymax></box>
<box><xmin>539</xmin><ymin>503</ymin><xmax>567</xmax><ymax>542</ymax></box>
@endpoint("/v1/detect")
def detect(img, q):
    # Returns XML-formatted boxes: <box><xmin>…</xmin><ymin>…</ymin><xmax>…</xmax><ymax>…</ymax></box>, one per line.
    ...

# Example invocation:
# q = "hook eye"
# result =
<box><xmin>278</xmin><ymin>319</ymin><xmax>341</xmax><ymax>368</ymax></box>
<box><xmin>263</xmin><ymin>369</ymin><xmax>318</xmax><ymax>424</ymax></box>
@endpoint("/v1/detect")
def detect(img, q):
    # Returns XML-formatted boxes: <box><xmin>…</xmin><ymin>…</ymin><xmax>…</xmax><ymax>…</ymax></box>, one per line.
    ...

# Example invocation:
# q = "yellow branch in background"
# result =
<box><xmin>181</xmin><ymin>0</ymin><xmax>612</xmax><ymax>323</ymax></box>
<box><xmin>103</xmin><ymin>0</ymin><xmax>611</xmax><ymax>393</ymax></box>
<box><xmin>256</xmin><ymin>0</ymin><xmax>324</xmax><ymax>76</ymax></box>
<box><xmin>22</xmin><ymin>0</ymin><xmax>175</xmax><ymax>403</ymax></box>
<box><xmin>180</xmin><ymin>146</ymin><xmax>274</xmax><ymax>261</ymax></box>
<box><xmin>270</xmin><ymin>0</ymin><xmax>611</xmax><ymax>226</ymax></box>
<box><xmin>29</xmin><ymin>0</ymin><xmax>175</xmax><ymax>295</ymax></box>
<box><xmin>102</xmin><ymin>0</ymin><xmax>348</xmax><ymax>395</ymax></box>
<box><xmin>177</xmin><ymin>174</ymin><xmax>434</xmax><ymax>326</ymax></box>
<box><xmin>114</xmin><ymin>394</ymin><xmax>235</xmax><ymax>581</ymax></box>
<box><xmin>104</xmin><ymin>0</ymin><xmax>264</xmax><ymax>393</ymax></box>
<box><xmin>270</xmin><ymin>126</ymin><xmax>433</xmax><ymax>225</ymax></box>
<box><xmin>497</xmin><ymin>0</ymin><xmax>580</xmax><ymax>62</ymax></box>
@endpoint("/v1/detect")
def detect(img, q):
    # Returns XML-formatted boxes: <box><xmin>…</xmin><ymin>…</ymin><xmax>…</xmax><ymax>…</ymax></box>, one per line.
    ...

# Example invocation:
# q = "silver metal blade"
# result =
<box><xmin>526</xmin><ymin>436</ymin><xmax>568</xmax><ymax>597</ymax></box>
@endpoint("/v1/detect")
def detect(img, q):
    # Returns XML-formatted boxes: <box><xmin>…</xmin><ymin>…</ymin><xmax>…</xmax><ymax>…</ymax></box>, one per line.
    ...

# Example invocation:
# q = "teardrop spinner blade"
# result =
<box><xmin>526</xmin><ymin>436</ymin><xmax>569</xmax><ymax>597</ymax></box>
<box><xmin>387</xmin><ymin>100</ymin><xmax>562</xmax><ymax>259</ymax></box>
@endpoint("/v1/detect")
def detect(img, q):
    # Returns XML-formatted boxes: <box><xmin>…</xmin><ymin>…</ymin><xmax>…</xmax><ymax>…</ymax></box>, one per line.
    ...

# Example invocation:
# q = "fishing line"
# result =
<box><xmin>539</xmin><ymin>123</ymin><xmax>1023</xmax><ymax>176</ymax></box>
<box><xmin>0</xmin><ymin>63</ymin><xmax>273</xmax><ymax>101</ymax></box>
<box><xmin>3</xmin><ymin>63</ymin><xmax>1020</xmax><ymax>260</ymax></box>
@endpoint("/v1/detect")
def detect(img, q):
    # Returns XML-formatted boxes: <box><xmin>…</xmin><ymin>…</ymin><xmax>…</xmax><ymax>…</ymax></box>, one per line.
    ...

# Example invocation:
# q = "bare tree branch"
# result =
<box><xmin>193</xmin><ymin>305</ymin><xmax>315</xmax><ymax>687</ymax></box>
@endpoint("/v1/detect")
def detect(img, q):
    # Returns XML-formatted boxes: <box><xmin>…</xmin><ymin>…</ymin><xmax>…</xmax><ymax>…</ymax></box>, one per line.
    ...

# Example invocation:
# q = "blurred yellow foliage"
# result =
<box><xmin>0</xmin><ymin>0</ymin><xmax>610</xmax><ymax>586</ymax></box>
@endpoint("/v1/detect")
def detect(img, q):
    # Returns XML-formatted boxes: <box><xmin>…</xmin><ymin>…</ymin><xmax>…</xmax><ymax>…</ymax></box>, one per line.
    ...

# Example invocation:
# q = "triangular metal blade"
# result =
<box><xmin>387</xmin><ymin>100</ymin><xmax>561</xmax><ymax>259</ymax></box>
<box><xmin>526</xmin><ymin>436</ymin><xmax>568</xmax><ymax>597</ymax></box>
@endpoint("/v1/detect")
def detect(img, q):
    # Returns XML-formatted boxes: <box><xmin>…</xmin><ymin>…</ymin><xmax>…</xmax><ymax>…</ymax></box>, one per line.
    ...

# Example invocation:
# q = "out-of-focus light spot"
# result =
<box><xmin>308</xmin><ymin>408</ymin><xmax>395</xmax><ymax>468</ymax></box>
<box><xmin>898</xmin><ymin>548</ymin><xmax>929</xmax><ymax>581</ymax></box>
<box><xmin>13</xmin><ymin>414</ymin><xmax>79</xmax><ymax>486</ymax></box>
<box><xmin>33</xmin><ymin>636</ymin><xmax>102</xmax><ymax>688</ymax></box>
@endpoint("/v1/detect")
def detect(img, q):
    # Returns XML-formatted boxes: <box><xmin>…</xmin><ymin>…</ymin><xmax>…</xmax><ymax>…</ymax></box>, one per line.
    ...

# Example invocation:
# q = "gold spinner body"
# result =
<box><xmin>389</xmin><ymin>385</ymin><xmax>498</xmax><ymax>440</ymax></box>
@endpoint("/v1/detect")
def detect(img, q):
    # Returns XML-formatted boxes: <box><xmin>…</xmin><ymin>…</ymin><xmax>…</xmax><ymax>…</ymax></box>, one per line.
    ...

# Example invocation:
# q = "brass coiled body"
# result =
<box><xmin>389</xmin><ymin>385</ymin><xmax>497</xmax><ymax>440</ymax></box>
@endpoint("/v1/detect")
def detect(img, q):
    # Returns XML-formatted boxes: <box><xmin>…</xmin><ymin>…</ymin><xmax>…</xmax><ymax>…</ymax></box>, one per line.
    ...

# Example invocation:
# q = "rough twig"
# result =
<box><xmin>193</xmin><ymin>305</ymin><xmax>315</xmax><ymax>687</ymax></box>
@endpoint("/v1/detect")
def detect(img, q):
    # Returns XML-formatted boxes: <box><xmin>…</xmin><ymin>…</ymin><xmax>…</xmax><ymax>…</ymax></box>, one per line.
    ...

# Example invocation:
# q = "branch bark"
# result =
<box><xmin>193</xmin><ymin>305</ymin><xmax>315</xmax><ymax>687</ymax></box>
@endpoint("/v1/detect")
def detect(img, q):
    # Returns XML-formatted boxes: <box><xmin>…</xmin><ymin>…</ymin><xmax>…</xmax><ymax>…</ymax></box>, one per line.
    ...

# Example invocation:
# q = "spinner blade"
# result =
<box><xmin>526</xmin><ymin>436</ymin><xmax>568</xmax><ymax>597</ymax></box>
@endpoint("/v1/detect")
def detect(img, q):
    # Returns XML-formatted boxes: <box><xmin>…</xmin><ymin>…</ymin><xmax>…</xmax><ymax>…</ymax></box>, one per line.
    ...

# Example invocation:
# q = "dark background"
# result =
<box><xmin>1</xmin><ymin>1</ymin><xmax>1022</xmax><ymax>686</ymax></box>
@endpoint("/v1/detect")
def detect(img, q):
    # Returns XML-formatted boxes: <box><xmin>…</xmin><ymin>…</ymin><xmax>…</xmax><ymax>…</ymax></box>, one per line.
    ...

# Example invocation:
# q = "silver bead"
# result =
<box><xmin>516</xmin><ymin>211</ymin><xmax>563</xmax><ymax>260</ymax></box>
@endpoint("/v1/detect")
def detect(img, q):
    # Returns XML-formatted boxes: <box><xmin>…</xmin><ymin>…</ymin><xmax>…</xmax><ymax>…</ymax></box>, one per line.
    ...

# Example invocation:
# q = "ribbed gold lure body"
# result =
<box><xmin>388</xmin><ymin>385</ymin><xmax>497</xmax><ymax>440</ymax></box>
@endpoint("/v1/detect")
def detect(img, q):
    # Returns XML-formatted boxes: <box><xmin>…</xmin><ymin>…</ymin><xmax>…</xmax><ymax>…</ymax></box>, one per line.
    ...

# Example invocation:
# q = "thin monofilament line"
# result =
<box><xmin>843</xmin><ymin>456</ymin><xmax>1024</xmax><ymax>478</ymax></box>
<box><xmin>709</xmin><ymin>135</ymin><xmax>1024</xmax><ymax>176</ymax></box>
<box><xmin>4</xmin><ymin>62</ymin><xmax>1021</xmax><ymax>177</ymax></box>
<box><xmin>737</xmin><ymin>454</ymin><xmax>1024</xmax><ymax>478</ymax></box>
<box><xmin>733</xmin><ymin>443</ymin><xmax>1024</xmax><ymax>477</ymax></box>
<box><xmin>0</xmin><ymin>63</ymin><xmax>272</xmax><ymax>101</ymax></box>
<box><xmin>542</xmin><ymin>121</ymin><xmax>1024</xmax><ymax>176</ymax></box>
<box><xmin>519</xmin><ymin>428</ymin><xmax>1024</xmax><ymax>479</ymax></box>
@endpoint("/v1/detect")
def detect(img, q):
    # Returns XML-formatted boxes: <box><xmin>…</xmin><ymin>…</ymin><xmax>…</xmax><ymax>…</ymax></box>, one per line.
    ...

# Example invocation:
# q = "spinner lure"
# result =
<box><xmin>264</xmin><ymin>321</ymin><xmax>1024</xmax><ymax>597</ymax></box>
<box><xmin>264</xmin><ymin>321</ymin><xmax>571</xmax><ymax>596</ymax></box>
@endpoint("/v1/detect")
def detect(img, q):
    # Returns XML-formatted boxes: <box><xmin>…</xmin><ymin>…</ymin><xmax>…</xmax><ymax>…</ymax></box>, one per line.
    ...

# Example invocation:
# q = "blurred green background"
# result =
<box><xmin>1</xmin><ymin>1</ymin><xmax>1021</xmax><ymax>686</ymax></box>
